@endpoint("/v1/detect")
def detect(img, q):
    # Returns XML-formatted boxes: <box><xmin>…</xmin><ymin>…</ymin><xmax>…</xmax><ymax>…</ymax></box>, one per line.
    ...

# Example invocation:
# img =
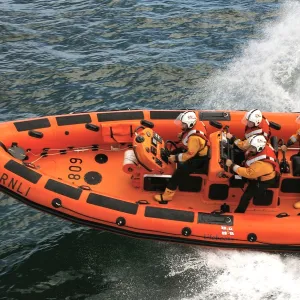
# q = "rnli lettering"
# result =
<box><xmin>8</xmin><ymin>177</ymin><xmax>18</xmax><ymax>189</ymax></box>
<box><xmin>0</xmin><ymin>172</ymin><xmax>31</xmax><ymax>196</ymax></box>
<box><xmin>0</xmin><ymin>173</ymin><xmax>8</xmax><ymax>183</ymax></box>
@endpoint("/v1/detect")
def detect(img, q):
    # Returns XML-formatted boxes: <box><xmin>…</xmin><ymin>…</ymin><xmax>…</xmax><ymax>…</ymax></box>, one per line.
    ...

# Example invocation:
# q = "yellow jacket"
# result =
<box><xmin>177</xmin><ymin>136</ymin><xmax>208</xmax><ymax>162</ymax></box>
<box><xmin>233</xmin><ymin>161</ymin><xmax>276</xmax><ymax>181</ymax></box>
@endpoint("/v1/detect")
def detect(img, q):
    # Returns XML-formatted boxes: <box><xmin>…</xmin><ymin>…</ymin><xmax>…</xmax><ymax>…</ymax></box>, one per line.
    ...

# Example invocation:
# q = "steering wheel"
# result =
<box><xmin>164</xmin><ymin>140</ymin><xmax>178</xmax><ymax>152</ymax></box>
<box><xmin>160</xmin><ymin>140</ymin><xmax>179</xmax><ymax>164</ymax></box>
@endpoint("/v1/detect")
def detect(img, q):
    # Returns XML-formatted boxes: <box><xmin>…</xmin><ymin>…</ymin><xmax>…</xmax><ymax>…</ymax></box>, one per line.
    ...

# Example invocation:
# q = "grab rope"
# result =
<box><xmin>26</xmin><ymin>145</ymin><xmax>131</xmax><ymax>165</ymax></box>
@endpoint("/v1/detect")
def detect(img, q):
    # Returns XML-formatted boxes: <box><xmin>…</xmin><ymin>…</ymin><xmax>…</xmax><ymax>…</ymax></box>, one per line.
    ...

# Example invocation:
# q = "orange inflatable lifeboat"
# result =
<box><xmin>1</xmin><ymin>109</ymin><xmax>300</xmax><ymax>251</ymax></box>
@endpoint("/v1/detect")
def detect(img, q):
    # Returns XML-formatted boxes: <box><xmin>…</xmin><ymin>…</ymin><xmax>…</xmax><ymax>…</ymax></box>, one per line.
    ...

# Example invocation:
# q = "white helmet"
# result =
<box><xmin>248</xmin><ymin>135</ymin><xmax>267</xmax><ymax>153</ymax></box>
<box><xmin>245</xmin><ymin>109</ymin><xmax>263</xmax><ymax>126</ymax></box>
<box><xmin>175</xmin><ymin>111</ymin><xmax>197</xmax><ymax>129</ymax></box>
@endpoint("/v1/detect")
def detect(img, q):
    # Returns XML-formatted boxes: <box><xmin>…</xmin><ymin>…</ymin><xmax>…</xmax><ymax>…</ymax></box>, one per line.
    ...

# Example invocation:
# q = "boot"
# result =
<box><xmin>154</xmin><ymin>188</ymin><xmax>175</xmax><ymax>202</ymax></box>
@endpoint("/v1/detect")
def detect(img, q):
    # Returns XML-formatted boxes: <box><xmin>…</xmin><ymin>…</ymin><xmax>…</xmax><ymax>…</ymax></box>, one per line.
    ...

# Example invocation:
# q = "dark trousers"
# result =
<box><xmin>233</xmin><ymin>145</ymin><xmax>245</xmax><ymax>165</ymax></box>
<box><xmin>235</xmin><ymin>178</ymin><xmax>276</xmax><ymax>213</ymax></box>
<box><xmin>167</xmin><ymin>156</ymin><xmax>208</xmax><ymax>191</ymax></box>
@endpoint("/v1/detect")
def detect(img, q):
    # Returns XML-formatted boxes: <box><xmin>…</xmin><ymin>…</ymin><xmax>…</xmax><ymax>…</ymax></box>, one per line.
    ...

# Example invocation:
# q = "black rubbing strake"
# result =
<box><xmin>56</xmin><ymin>114</ymin><xmax>92</xmax><ymax>126</ymax></box>
<box><xmin>97</xmin><ymin>111</ymin><xmax>144</xmax><ymax>122</ymax></box>
<box><xmin>150</xmin><ymin>111</ymin><xmax>183</xmax><ymax>119</ymax></box>
<box><xmin>145</xmin><ymin>207</ymin><xmax>194</xmax><ymax>222</ymax></box>
<box><xmin>45</xmin><ymin>179</ymin><xmax>82</xmax><ymax>200</ymax></box>
<box><xmin>4</xmin><ymin>160</ymin><xmax>42</xmax><ymax>184</ymax></box>
<box><xmin>199</xmin><ymin>111</ymin><xmax>231</xmax><ymax>121</ymax></box>
<box><xmin>14</xmin><ymin>118</ymin><xmax>51</xmax><ymax>132</ymax></box>
<box><xmin>87</xmin><ymin>193</ymin><xmax>138</xmax><ymax>214</ymax></box>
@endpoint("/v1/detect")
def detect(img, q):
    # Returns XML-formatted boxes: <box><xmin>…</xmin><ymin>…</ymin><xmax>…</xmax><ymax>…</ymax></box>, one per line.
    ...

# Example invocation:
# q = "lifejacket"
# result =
<box><xmin>244</xmin><ymin>144</ymin><xmax>280</xmax><ymax>175</ymax></box>
<box><xmin>181</xmin><ymin>121</ymin><xmax>209</xmax><ymax>149</ymax></box>
<box><xmin>245</xmin><ymin>117</ymin><xmax>271</xmax><ymax>140</ymax></box>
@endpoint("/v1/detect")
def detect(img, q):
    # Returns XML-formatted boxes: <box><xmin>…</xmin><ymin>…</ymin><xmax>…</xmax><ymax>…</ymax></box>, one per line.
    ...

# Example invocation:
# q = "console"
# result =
<box><xmin>133</xmin><ymin>128</ymin><xmax>169</xmax><ymax>173</ymax></box>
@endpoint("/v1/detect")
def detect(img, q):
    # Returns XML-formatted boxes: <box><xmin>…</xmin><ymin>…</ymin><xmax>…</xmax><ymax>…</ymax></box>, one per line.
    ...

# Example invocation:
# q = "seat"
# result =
<box><xmin>177</xmin><ymin>148</ymin><xmax>210</xmax><ymax>176</ymax></box>
<box><xmin>291</xmin><ymin>154</ymin><xmax>300</xmax><ymax>176</ymax></box>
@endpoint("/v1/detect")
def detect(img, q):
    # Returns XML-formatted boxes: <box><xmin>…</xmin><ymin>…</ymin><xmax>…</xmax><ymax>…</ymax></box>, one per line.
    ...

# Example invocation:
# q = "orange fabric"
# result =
<box><xmin>102</xmin><ymin>124</ymin><xmax>134</xmax><ymax>143</ymax></box>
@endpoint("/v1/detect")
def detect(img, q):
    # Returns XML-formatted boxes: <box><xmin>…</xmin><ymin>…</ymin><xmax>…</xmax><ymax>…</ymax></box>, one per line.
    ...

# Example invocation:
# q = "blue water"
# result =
<box><xmin>1</xmin><ymin>0</ymin><xmax>300</xmax><ymax>299</ymax></box>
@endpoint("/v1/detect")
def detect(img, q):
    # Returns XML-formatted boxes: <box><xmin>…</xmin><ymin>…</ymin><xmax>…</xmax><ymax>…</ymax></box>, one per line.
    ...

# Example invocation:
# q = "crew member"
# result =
<box><xmin>281</xmin><ymin>115</ymin><xmax>300</xmax><ymax>209</ymax></box>
<box><xmin>154</xmin><ymin>111</ymin><xmax>209</xmax><ymax>202</ymax></box>
<box><xmin>281</xmin><ymin>115</ymin><xmax>300</xmax><ymax>152</ymax></box>
<box><xmin>226</xmin><ymin>109</ymin><xmax>271</xmax><ymax>163</ymax></box>
<box><xmin>226</xmin><ymin>135</ymin><xmax>279</xmax><ymax>213</ymax></box>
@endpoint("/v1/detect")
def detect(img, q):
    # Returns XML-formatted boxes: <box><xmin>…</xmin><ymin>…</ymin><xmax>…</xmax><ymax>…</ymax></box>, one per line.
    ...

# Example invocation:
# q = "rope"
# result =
<box><xmin>26</xmin><ymin>145</ymin><xmax>131</xmax><ymax>165</ymax></box>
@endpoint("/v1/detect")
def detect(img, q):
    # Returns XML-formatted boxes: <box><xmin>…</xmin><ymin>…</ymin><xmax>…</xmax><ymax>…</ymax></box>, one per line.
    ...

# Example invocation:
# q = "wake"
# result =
<box><xmin>172</xmin><ymin>2</ymin><xmax>300</xmax><ymax>300</ymax></box>
<box><xmin>191</xmin><ymin>1</ymin><xmax>300</xmax><ymax>112</ymax></box>
<box><xmin>168</xmin><ymin>248</ymin><xmax>300</xmax><ymax>300</ymax></box>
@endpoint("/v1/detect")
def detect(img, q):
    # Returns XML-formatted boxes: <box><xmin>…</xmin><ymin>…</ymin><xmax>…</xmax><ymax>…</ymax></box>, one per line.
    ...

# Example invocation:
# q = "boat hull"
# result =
<box><xmin>1</xmin><ymin>109</ymin><xmax>300</xmax><ymax>251</ymax></box>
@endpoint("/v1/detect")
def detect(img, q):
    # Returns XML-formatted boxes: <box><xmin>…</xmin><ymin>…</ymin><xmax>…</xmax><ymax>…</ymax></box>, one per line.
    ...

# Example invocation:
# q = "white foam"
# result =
<box><xmin>191</xmin><ymin>1</ymin><xmax>300</xmax><ymax>112</ymax></box>
<box><xmin>167</xmin><ymin>249</ymin><xmax>300</xmax><ymax>300</ymax></box>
